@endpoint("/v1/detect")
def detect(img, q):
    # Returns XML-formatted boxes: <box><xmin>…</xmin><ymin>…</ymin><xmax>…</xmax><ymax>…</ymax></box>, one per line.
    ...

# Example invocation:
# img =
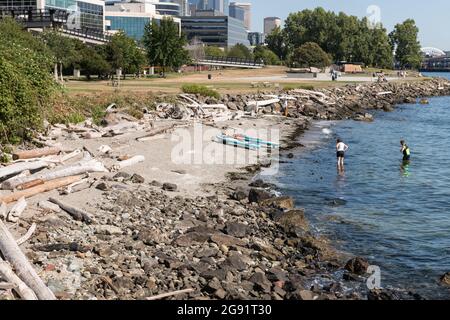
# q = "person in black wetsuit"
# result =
<box><xmin>400</xmin><ymin>140</ymin><xmax>411</xmax><ymax>161</ymax></box>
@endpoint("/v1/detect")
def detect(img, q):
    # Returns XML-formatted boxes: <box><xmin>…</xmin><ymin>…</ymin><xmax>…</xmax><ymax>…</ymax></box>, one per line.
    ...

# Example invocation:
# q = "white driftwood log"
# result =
<box><xmin>48</xmin><ymin>198</ymin><xmax>93</xmax><ymax>224</ymax></box>
<box><xmin>0</xmin><ymin>161</ymin><xmax>50</xmax><ymax>181</ymax></box>
<box><xmin>2</xmin><ymin>158</ymin><xmax>108</xmax><ymax>190</ymax></box>
<box><xmin>0</xmin><ymin>258</ymin><xmax>38</xmax><ymax>300</ymax></box>
<box><xmin>0</xmin><ymin>175</ymin><xmax>83</xmax><ymax>204</ymax></box>
<box><xmin>16</xmin><ymin>223</ymin><xmax>37</xmax><ymax>246</ymax></box>
<box><xmin>7</xmin><ymin>197</ymin><xmax>27</xmax><ymax>223</ymax></box>
<box><xmin>0</xmin><ymin>219</ymin><xmax>56</xmax><ymax>300</ymax></box>
<box><xmin>0</xmin><ymin>202</ymin><xmax>7</xmax><ymax>220</ymax></box>
<box><xmin>12</xmin><ymin>147</ymin><xmax>60</xmax><ymax>161</ymax></box>
<box><xmin>112</xmin><ymin>155</ymin><xmax>145</xmax><ymax>171</ymax></box>
<box><xmin>246</xmin><ymin>99</ymin><xmax>280</xmax><ymax>107</ymax></box>
<box><xmin>146</xmin><ymin>288</ymin><xmax>194</xmax><ymax>300</ymax></box>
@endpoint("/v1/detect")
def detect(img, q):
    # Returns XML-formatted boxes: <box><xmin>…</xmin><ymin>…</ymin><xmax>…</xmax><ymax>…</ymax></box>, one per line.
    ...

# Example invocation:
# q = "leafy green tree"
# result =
<box><xmin>42</xmin><ymin>31</ymin><xmax>78</xmax><ymax>82</ymax></box>
<box><xmin>0</xmin><ymin>19</ymin><xmax>57</xmax><ymax>144</ymax></box>
<box><xmin>227</xmin><ymin>44</ymin><xmax>253</xmax><ymax>60</ymax></box>
<box><xmin>142</xmin><ymin>17</ymin><xmax>190</xmax><ymax>75</ymax></box>
<box><xmin>253</xmin><ymin>46</ymin><xmax>281</xmax><ymax>65</ymax></box>
<box><xmin>289</xmin><ymin>42</ymin><xmax>331</xmax><ymax>69</ymax></box>
<box><xmin>73</xmin><ymin>42</ymin><xmax>111</xmax><ymax>79</ymax></box>
<box><xmin>204</xmin><ymin>46</ymin><xmax>226</xmax><ymax>57</ymax></box>
<box><xmin>282</xmin><ymin>8</ymin><xmax>395</xmax><ymax>68</ymax></box>
<box><xmin>266</xmin><ymin>26</ymin><xmax>287</xmax><ymax>60</ymax></box>
<box><xmin>105</xmin><ymin>31</ymin><xmax>145</xmax><ymax>77</ymax></box>
<box><xmin>389</xmin><ymin>19</ymin><xmax>422</xmax><ymax>69</ymax></box>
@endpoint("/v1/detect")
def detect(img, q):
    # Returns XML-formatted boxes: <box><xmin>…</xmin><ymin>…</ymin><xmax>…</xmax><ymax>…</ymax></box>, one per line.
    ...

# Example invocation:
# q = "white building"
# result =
<box><xmin>105</xmin><ymin>1</ymin><xmax>181</xmax><ymax>40</ymax></box>
<box><xmin>229</xmin><ymin>2</ymin><xmax>250</xmax><ymax>30</ymax></box>
<box><xmin>264</xmin><ymin>16</ymin><xmax>281</xmax><ymax>35</ymax></box>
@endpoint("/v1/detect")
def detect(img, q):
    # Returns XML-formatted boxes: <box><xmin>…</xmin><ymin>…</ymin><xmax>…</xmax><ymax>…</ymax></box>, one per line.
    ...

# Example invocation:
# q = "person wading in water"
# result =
<box><xmin>400</xmin><ymin>140</ymin><xmax>411</xmax><ymax>161</ymax></box>
<box><xmin>336</xmin><ymin>139</ymin><xmax>349</xmax><ymax>171</ymax></box>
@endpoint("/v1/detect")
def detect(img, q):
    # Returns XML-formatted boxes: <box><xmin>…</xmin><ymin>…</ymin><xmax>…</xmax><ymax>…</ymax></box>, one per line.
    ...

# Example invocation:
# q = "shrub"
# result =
<box><xmin>181</xmin><ymin>84</ymin><xmax>221</xmax><ymax>99</ymax></box>
<box><xmin>283</xmin><ymin>84</ymin><xmax>315</xmax><ymax>91</ymax></box>
<box><xmin>289</xmin><ymin>42</ymin><xmax>331</xmax><ymax>69</ymax></box>
<box><xmin>0</xmin><ymin>21</ymin><xmax>58</xmax><ymax>144</ymax></box>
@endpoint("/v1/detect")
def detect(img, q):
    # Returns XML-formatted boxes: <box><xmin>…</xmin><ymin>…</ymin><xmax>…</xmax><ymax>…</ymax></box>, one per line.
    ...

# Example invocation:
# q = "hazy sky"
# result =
<box><xmin>248</xmin><ymin>0</ymin><xmax>449</xmax><ymax>50</ymax></box>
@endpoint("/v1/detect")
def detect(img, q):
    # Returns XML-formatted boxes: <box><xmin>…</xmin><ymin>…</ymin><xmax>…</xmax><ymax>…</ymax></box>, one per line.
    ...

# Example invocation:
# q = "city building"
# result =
<box><xmin>228</xmin><ymin>2</ymin><xmax>250</xmax><ymax>30</ymax></box>
<box><xmin>264</xmin><ymin>16</ymin><xmax>281</xmax><ymax>35</ymax></box>
<box><xmin>248</xmin><ymin>31</ymin><xmax>264</xmax><ymax>46</ymax></box>
<box><xmin>0</xmin><ymin>0</ymin><xmax>105</xmax><ymax>32</ymax></box>
<box><xmin>229</xmin><ymin>1</ymin><xmax>244</xmax><ymax>22</ymax></box>
<box><xmin>206</xmin><ymin>0</ymin><xmax>227</xmax><ymax>14</ymax></box>
<box><xmin>172</xmin><ymin>0</ymin><xmax>189</xmax><ymax>16</ymax></box>
<box><xmin>154</xmin><ymin>0</ymin><xmax>180</xmax><ymax>16</ymax></box>
<box><xmin>105</xmin><ymin>1</ymin><xmax>181</xmax><ymax>40</ymax></box>
<box><xmin>181</xmin><ymin>12</ymin><xmax>249</xmax><ymax>48</ymax></box>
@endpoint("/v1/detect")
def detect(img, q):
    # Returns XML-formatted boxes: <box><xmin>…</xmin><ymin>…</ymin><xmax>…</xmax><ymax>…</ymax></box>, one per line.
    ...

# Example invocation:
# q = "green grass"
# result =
<box><xmin>181</xmin><ymin>84</ymin><xmax>221</xmax><ymax>99</ymax></box>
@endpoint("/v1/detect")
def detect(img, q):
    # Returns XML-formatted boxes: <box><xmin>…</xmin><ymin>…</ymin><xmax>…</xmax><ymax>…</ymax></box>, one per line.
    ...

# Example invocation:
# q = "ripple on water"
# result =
<box><xmin>275</xmin><ymin>89</ymin><xmax>450</xmax><ymax>299</ymax></box>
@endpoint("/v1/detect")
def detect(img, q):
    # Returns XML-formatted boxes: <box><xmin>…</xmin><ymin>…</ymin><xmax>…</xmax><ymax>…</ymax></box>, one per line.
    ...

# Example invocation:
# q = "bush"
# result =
<box><xmin>289</xmin><ymin>42</ymin><xmax>331</xmax><ymax>69</ymax></box>
<box><xmin>0</xmin><ymin>19</ymin><xmax>58</xmax><ymax>144</ymax></box>
<box><xmin>283</xmin><ymin>84</ymin><xmax>315</xmax><ymax>91</ymax></box>
<box><xmin>181</xmin><ymin>84</ymin><xmax>221</xmax><ymax>99</ymax></box>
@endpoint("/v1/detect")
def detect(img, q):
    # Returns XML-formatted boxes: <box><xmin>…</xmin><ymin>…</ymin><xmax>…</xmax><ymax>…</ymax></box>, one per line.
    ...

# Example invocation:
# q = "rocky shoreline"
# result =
<box><xmin>3</xmin><ymin>78</ymin><xmax>450</xmax><ymax>301</ymax></box>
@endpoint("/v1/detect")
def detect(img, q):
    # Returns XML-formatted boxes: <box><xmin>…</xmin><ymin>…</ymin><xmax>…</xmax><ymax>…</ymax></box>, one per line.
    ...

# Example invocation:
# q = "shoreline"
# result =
<box><xmin>2</xmin><ymin>78</ymin><xmax>450</xmax><ymax>300</ymax></box>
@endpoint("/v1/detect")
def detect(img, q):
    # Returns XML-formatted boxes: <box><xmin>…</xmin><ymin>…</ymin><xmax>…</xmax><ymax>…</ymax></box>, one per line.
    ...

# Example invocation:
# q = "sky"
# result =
<box><xmin>247</xmin><ymin>0</ymin><xmax>450</xmax><ymax>50</ymax></box>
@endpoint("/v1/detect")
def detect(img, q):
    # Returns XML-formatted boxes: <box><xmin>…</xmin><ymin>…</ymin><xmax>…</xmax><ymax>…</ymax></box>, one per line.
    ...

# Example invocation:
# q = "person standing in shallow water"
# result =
<box><xmin>400</xmin><ymin>140</ymin><xmax>411</xmax><ymax>161</ymax></box>
<box><xmin>336</xmin><ymin>139</ymin><xmax>349</xmax><ymax>169</ymax></box>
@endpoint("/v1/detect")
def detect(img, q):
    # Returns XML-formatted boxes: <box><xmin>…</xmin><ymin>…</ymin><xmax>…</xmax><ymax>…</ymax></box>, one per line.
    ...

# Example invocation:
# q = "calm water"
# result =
<box><xmin>271</xmin><ymin>73</ymin><xmax>450</xmax><ymax>299</ymax></box>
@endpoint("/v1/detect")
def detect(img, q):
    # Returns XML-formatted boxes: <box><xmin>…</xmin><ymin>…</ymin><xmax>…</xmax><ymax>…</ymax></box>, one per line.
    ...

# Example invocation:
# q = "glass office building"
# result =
<box><xmin>181</xmin><ymin>14</ymin><xmax>249</xmax><ymax>47</ymax></box>
<box><xmin>106</xmin><ymin>15</ymin><xmax>152</xmax><ymax>40</ymax></box>
<box><xmin>0</xmin><ymin>0</ymin><xmax>104</xmax><ymax>32</ymax></box>
<box><xmin>156</xmin><ymin>1</ymin><xmax>180</xmax><ymax>16</ymax></box>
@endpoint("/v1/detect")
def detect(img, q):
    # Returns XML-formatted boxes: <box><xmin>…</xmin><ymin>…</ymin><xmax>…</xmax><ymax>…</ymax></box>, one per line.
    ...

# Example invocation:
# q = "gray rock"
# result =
<box><xmin>248</xmin><ymin>189</ymin><xmax>272</xmax><ymax>203</ymax></box>
<box><xmin>249</xmin><ymin>272</ymin><xmax>271</xmax><ymax>293</ymax></box>
<box><xmin>96</xmin><ymin>182</ymin><xmax>109</xmax><ymax>191</ymax></box>
<box><xmin>225</xmin><ymin>222</ymin><xmax>247</xmax><ymax>238</ymax></box>
<box><xmin>162</xmin><ymin>183</ymin><xmax>177</xmax><ymax>192</ymax></box>
<box><xmin>131</xmin><ymin>174</ymin><xmax>145</xmax><ymax>184</ymax></box>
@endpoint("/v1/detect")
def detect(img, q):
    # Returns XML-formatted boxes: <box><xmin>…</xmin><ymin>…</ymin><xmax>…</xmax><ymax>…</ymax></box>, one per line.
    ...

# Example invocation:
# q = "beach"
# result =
<box><xmin>2</xmin><ymin>77</ymin><xmax>450</xmax><ymax>300</ymax></box>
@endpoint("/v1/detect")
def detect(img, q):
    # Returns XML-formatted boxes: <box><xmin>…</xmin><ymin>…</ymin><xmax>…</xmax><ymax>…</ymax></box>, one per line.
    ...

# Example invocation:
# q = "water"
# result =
<box><xmin>272</xmin><ymin>73</ymin><xmax>450</xmax><ymax>299</ymax></box>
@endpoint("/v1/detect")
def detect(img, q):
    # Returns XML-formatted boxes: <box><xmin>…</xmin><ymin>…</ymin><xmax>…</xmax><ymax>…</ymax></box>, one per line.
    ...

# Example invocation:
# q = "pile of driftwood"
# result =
<box><xmin>0</xmin><ymin>143</ymin><xmax>149</xmax><ymax>299</ymax></box>
<box><xmin>156</xmin><ymin>94</ymin><xmax>242</xmax><ymax>123</ymax></box>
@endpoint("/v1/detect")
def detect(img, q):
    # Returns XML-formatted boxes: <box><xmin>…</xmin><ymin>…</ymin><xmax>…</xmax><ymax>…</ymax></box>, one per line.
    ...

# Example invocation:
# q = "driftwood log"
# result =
<box><xmin>112</xmin><ymin>155</ymin><xmax>145</xmax><ymax>171</ymax></box>
<box><xmin>0</xmin><ymin>257</ymin><xmax>38</xmax><ymax>300</ymax></box>
<box><xmin>0</xmin><ymin>219</ymin><xmax>56</xmax><ymax>300</ymax></box>
<box><xmin>12</xmin><ymin>147</ymin><xmax>60</xmax><ymax>161</ymax></box>
<box><xmin>48</xmin><ymin>198</ymin><xmax>94</xmax><ymax>224</ymax></box>
<box><xmin>146</xmin><ymin>288</ymin><xmax>194</xmax><ymax>300</ymax></box>
<box><xmin>0</xmin><ymin>175</ymin><xmax>83</xmax><ymax>204</ymax></box>
<box><xmin>2</xmin><ymin>157</ymin><xmax>107</xmax><ymax>190</ymax></box>
<box><xmin>7</xmin><ymin>197</ymin><xmax>27</xmax><ymax>223</ymax></box>
<box><xmin>136</xmin><ymin>125</ymin><xmax>176</xmax><ymax>142</ymax></box>
<box><xmin>16</xmin><ymin>223</ymin><xmax>37</xmax><ymax>246</ymax></box>
<box><xmin>0</xmin><ymin>161</ymin><xmax>49</xmax><ymax>181</ymax></box>
<box><xmin>0</xmin><ymin>202</ymin><xmax>6</xmax><ymax>219</ymax></box>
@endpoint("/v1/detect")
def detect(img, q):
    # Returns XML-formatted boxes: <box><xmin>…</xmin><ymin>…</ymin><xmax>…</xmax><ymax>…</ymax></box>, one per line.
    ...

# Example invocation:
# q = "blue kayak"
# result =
<box><xmin>215</xmin><ymin>134</ymin><xmax>260</xmax><ymax>150</ymax></box>
<box><xmin>238</xmin><ymin>134</ymin><xmax>279</xmax><ymax>149</ymax></box>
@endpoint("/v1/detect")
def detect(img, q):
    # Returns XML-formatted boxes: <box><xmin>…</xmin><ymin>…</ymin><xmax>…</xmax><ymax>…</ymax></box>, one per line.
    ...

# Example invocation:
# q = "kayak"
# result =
<box><xmin>233</xmin><ymin>134</ymin><xmax>279</xmax><ymax>149</ymax></box>
<box><xmin>214</xmin><ymin>134</ymin><xmax>260</xmax><ymax>150</ymax></box>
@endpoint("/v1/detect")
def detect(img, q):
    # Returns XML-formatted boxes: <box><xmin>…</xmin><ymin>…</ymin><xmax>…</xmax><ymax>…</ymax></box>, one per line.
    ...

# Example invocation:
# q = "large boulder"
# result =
<box><xmin>260</xmin><ymin>196</ymin><xmax>295</xmax><ymax>211</ymax></box>
<box><xmin>344</xmin><ymin>257</ymin><xmax>370</xmax><ymax>275</ymax></box>
<box><xmin>248</xmin><ymin>188</ymin><xmax>272</xmax><ymax>203</ymax></box>
<box><xmin>440</xmin><ymin>272</ymin><xmax>450</xmax><ymax>286</ymax></box>
<box><xmin>275</xmin><ymin>209</ymin><xmax>309</xmax><ymax>235</ymax></box>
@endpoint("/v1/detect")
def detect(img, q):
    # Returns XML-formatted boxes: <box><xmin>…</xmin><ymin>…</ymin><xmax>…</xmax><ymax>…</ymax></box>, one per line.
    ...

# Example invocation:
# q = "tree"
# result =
<box><xmin>105</xmin><ymin>31</ymin><xmax>145</xmax><ymax>77</ymax></box>
<box><xmin>389</xmin><ymin>19</ymin><xmax>422</xmax><ymax>69</ymax></box>
<box><xmin>282</xmin><ymin>8</ymin><xmax>395</xmax><ymax>68</ymax></box>
<box><xmin>73</xmin><ymin>42</ymin><xmax>111</xmax><ymax>80</ymax></box>
<box><xmin>253</xmin><ymin>46</ymin><xmax>281</xmax><ymax>65</ymax></box>
<box><xmin>42</xmin><ymin>31</ymin><xmax>78</xmax><ymax>82</ymax></box>
<box><xmin>0</xmin><ymin>19</ymin><xmax>57</xmax><ymax>144</ymax></box>
<box><xmin>227</xmin><ymin>44</ymin><xmax>253</xmax><ymax>60</ymax></box>
<box><xmin>142</xmin><ymin>17</ymin><xmax>190</xmax><ymax>75</ymax></box>
<box><xmin>204</xmin><ymin>46</ymin><xmax>226</xmax><ymax>57</ymax></box>
<box><xmin>266</xmin><ymin>26</ymin><xmax>287</xmax><ymax>60</ymax></box>
<box><xmin>289</xmin><ymin>42</ymin><xmax>331</xmax><ymax>69</ymax></box>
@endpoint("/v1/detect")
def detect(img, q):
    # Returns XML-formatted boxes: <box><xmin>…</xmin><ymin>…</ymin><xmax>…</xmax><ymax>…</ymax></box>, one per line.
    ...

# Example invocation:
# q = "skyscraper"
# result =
<box><xmin>264</xmin><ymin>16</ymin><xmax>281</xmax><ymax>35</ymax></box>
<box><xmin>229</xmin><ymin>2</ymin><xmax>250</xmax><ymax>30</ymax></box>
<box><xmin>206</xmin><ymin>0</ymin><xmax>228</xmax><ymax>14</ymax></box>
